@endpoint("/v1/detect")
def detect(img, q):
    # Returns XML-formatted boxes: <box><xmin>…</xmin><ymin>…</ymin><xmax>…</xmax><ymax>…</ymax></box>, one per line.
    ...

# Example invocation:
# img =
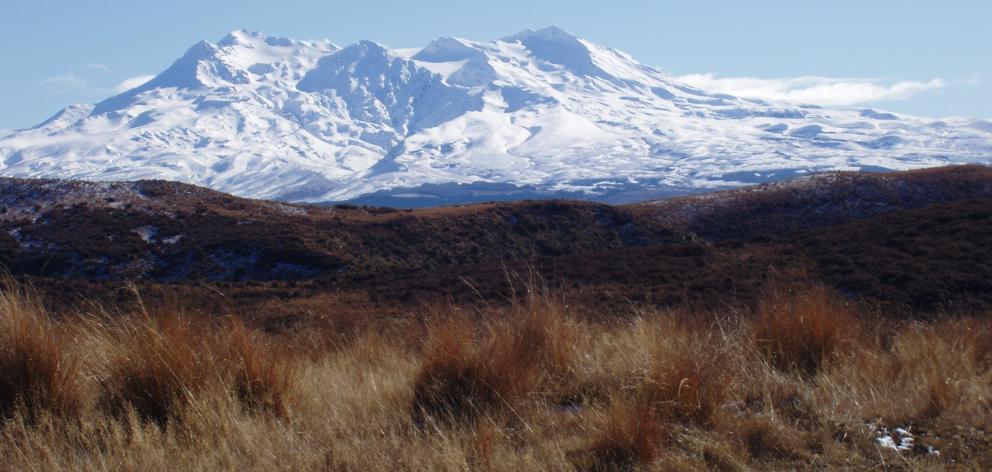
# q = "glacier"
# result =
<box><xmin>1</xmin><ymin>26</ymin><xmax>990</xmax><ymax>205</ymax></box>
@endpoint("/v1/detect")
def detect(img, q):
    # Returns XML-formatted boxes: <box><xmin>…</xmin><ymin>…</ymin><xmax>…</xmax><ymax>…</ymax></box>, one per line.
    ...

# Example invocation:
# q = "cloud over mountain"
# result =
<box><xmin>114</xmin><ymin>74</ymin><xmax>155</xmax><ymax>93</ymax></box>
<box><xmin>675</xmin><ymin>74</ymin><xmax>945</xmax><ymax>106</ymax></box>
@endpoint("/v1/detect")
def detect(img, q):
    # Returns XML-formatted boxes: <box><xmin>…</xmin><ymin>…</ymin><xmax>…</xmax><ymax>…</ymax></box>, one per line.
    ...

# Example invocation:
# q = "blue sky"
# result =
<box><xmin>1</xmin><ymin>0</ymin><xmax>988</xmax><ymax>129</ymax></box>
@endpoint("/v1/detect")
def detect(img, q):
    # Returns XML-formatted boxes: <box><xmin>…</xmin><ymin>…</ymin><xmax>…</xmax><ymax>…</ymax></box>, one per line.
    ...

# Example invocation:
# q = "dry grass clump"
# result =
<box><xmin>734</xmin><ymin>415</ymin><xmax>805</xmax><ymax>461</ymax></box>
<box><xmin>753</xmin><ymin>285</ymin><xmax>857</xmax><ymax>376</ymax></box>
<box><xmin>872</xmin><ymin>321</ymin><xmax>983</xmax><ymax>424</ymax></box>
<box><xmin>410</xmin><ymin>316</ymin><xmax>491</xmax><ymax>426</ymax></box>
<box><xmin>411</xmin><ymin>297</ymin><xmax>577</xmax><ymax>426</ymax></box>
<box><xmin>0</xmin><ymin>280</ymin><xmax>990</xmax><ymax>470</ymax></box>
<box><xmin>228</xmin><ymin>319</ymin><xmax>297</xmax><ymax>417</ymax></box>
<box><xmin>579</xmin><ymin>401</ymin><xmax>668</xmax><ymax>471</ymax></box>
<box><xmin>641</xmin><ymin>331</ymin><xmax>731</xmax><ymax>426</ymax></box>
<box><xmin>935</xmin><ymin>316</ymin><xmax>992</xmax><ymax>370</ymax></box>
<box><xmin>0</xmin><ymin>286</ymin><xmax>81</xmax><ymax>422</ymax></box>
<box><xmin>94</xmin><ymin>303</ymin><xmax>298</xmax><ymax>425</ymax></box>
<box><xmin>98</xmin><ymin>310</ymin><xmax>225</xmax><ymax>425</ymax></box>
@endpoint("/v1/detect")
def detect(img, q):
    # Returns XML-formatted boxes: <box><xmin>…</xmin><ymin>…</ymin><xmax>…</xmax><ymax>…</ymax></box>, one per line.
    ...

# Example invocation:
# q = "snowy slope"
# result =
<box><xmin>2</xmin><ymin>26</ymin><xmax>991</xmax><ymax>204</ymax></box>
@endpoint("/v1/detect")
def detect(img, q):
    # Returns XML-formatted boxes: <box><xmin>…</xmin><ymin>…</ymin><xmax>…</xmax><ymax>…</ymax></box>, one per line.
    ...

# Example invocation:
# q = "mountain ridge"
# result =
<box><xmin>2</xmin><ymin>26</ymin><xmax>990</xmax><ymax>204</ymax></box>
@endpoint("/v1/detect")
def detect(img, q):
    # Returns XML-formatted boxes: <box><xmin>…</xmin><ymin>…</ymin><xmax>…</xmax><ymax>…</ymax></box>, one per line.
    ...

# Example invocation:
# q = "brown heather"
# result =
<box><xmin>0</xmin><ymin>282</ymin><xmax>990</xmax><ymax>470</ymax></box>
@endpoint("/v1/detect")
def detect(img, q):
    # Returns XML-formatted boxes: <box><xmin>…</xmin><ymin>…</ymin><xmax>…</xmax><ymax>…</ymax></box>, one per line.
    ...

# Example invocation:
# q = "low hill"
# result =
<box><xmin>637</xmin><ymin>164</ymin><xmax>992</xmax><ymax>240</ymax></box>
<box><xmin>1</xmin><ymin>164</ymin><xmax>990</xmax><ymax>314</ymax></box>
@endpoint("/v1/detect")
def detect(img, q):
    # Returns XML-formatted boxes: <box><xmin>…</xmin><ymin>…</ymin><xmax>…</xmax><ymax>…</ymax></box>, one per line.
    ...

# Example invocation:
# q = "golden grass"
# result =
<box><xmin>579</xmin><ymin>401</ymin><xmax>668</xmax><ymax>471</ymax></box>
<box><xmin>0</xmin><ymin>283</ymin><xmax>990</xmax><ymax>470</ymax></box>
<box><xmin>411</xmin><ymin>297</ymin><xmax>577</xmax><ymax>427</ymax></box>
<box><xmin>0</xmin><ymin>285</ymin><xmax>81</xmax><ymax>422</ymax></box>
<box><xmin>753</xmin><ymin>285</ymin><xmax>859</xmax><ymax>376</ymax></box>
<box><xmin>98</xmin><ymin>310</ymin><xmax>225</xmax><ymax>425</ymax></box>
<box><xmin>228</xmin><ymin>319</ymin><xmax>297</xmax><ymax>417</ymax></box>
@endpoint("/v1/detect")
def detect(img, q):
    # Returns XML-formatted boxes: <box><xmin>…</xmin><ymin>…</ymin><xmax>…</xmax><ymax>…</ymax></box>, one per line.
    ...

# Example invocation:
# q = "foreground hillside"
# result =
<box><xmin>1</xmin><ymin>165</ymin><xmax>990</xmax><ymax>469</ymax></box>
<box><xmin>0</xmin><ymin>283</ymin><xmax>989</xmax><ymax>471</ymax></box>
<box><xmin>1</xmin><ymin>165</ymin><xmax>991</xmax><ymax>318</ymax></box>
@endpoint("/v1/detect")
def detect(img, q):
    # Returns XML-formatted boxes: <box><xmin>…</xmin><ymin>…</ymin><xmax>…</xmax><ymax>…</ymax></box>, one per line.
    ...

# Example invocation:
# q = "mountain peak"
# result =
<box><xmin>297</xmin><ymin>37</ymin><xmax>479</xmax><ymax>134</ymax></box>
<box><xmin>332</xmin><ymin>39</ymin><xmax>396</xmax><ymax>60</ymax></box>
<box><xmin>503</xmin><ymin>25</ymin><xmax>579</xmax><ymax>43</ymax></box>
<box><xmin>219</xmin><ymin>29</ymin><xmax>318</xmax><ymax>49</ymax></box>
<box><xmin>413</xmin><ymin>36</ymin><xmax>479</xmax><ymax>62</ymax></box>
<box><xmin>90</xmin><ymin>39</ymin><xmax>220</xmax><ymax>114</ymax></box>
<box><xmin>2</xmin><ymin>27</ymin><xmax>990</xmax><ymax>205</ymax></box>
<box><xmin>355</xmin><ymin>39</ymin><xmax>392</xmax><ymax>52</ymax></box>
<box><xmin>185</xmin><ymin>39</ymin><xmax>219</xmax><ymax>59</ymax></box>
<box><xmin>218</xmin><ymin>29</ymin><xmax>262</xmax><ymax>46</ymax></box>
<box><xmin>502</xmin><ymin>25</ymin><xmax>609</xmax><ymax>78</ymax></box>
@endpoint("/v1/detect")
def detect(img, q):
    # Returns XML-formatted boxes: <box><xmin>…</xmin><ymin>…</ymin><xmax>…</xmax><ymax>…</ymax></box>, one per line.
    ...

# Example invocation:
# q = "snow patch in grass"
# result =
<box><xmin>132</xmin><ymin>226</ymin><xmax>157</xmax><ymax>243</ymax></box>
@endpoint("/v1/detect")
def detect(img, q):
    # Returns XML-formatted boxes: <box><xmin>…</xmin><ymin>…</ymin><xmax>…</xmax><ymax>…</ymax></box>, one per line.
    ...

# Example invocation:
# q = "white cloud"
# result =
<box><xmin>114</xmin><ymin>74</ymin><xmax>155</xmax><ymax>93</ymax></box>
<box><xmin>959</xmin><ymin>74</ymin><xmax>981</xmax><ymax>86</ymax></box>
<box><xmin>38</xmin><ymin>72</ymin><xmax>86</xmax><ymax>93</ymax></box>
<box><xmin>83</xmin><ymin>63</ymin><xmax>113</xmax><ymax>75</ymax></box>
<box><xmin>674</xmin><ymin>73</ymin><xmax>945</xmax><ymax>107</ymax></box>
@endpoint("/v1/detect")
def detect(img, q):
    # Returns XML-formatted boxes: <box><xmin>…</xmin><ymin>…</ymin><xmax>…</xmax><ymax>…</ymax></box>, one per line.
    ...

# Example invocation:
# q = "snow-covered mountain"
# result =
<box><xmin>2</xmin><ymin>27</ymin><xmax>991</xmax><ymax>204</ymax></box>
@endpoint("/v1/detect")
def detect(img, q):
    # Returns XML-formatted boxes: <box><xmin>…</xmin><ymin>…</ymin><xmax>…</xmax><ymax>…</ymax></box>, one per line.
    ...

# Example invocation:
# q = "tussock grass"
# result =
<box><xmin>753</xmin><ymin>285</ymin><xmax>857</xmax><ymax>376</ymax></box>
<box><xmin>411</xmin><ymin>295</ymin><xmax>576</xmax><ymax>426</ymax></box>
<box><xmin>0</xmin><ymin>282</ymin><xmax>990</xmax><ymax>470</ymax></box>
<box><xmin>735</xmin><ymin>415</ymin><xmax>806</xmax><ymax>461</ymax></box>
<box><xmin>641</xmin><ymin>330</ymin><xmax>730</xmax><ymax>426</ymax></box>
<box><xmin>98</xmin><ymin>310</ymin><xmax>224</xmax><ymax>425</ymax></box>
<box><xmin>228</xmin><ymin>319</ymin><xmax>297</xmax><ymax>417</ymax></box>
<box><xmin>579</xmin><ymin>401</ymin><xmax>668</xmax><ymax>471</ymax></box>
<box><xmin>0</xmin><ymin>285</ymin><xmax>81</xmax><ymax>422</ymax></box>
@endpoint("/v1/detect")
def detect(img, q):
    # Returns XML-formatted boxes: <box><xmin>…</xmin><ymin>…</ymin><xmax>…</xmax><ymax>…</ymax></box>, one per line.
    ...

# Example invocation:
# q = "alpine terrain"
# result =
<box><xmin>1</xmin><ymin>26</ymin><xmax>990</xmax><ymax>204</ymax></box>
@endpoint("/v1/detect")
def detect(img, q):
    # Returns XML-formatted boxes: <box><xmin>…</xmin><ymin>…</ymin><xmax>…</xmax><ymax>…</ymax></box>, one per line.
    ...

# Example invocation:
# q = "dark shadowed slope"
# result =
<box><xmin>1</xmin><ymin>164</ymin><xmax>991</xmax><ymax>313</ymax></box>
<box><xmin>637</xmin><ymin>164</ymin><xmax>992</xmax><ymax>241</ymax></box>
